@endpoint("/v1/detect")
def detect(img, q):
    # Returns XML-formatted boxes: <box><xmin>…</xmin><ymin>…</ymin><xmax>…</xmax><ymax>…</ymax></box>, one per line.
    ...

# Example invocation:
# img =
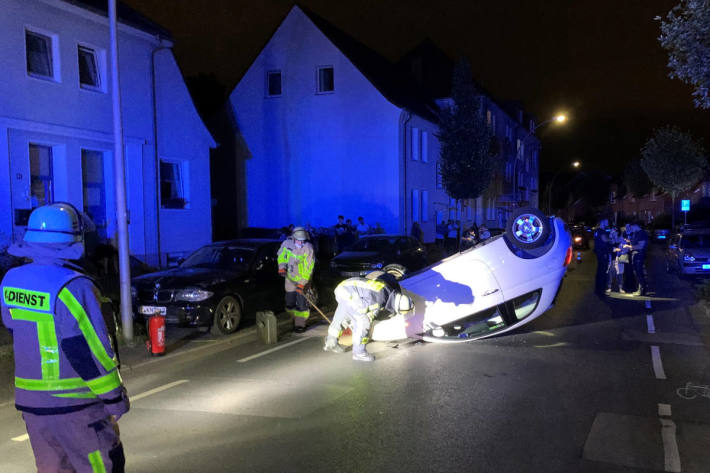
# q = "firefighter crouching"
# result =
<box><xmin>277</xmin><ymin>227</ymin><xmax>315</xmax><ymax>333</ymax></box>
<box><xmin>323</xmin><ymin>271</ymin><xmax>414</xmax><ymax>362</ymax></box>
<box><xmin>1</xmin><ymin>203</ymin><xmax>129</xmax><ymax>473</ymax></box>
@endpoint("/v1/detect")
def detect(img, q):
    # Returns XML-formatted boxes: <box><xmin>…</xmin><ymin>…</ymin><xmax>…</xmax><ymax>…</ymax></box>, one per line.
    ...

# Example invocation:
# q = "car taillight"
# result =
<box><xmin>574</xmin><ymin>236</ymin><xmax>582</xmax><ymax>242</ymax></box>
<box><xmin>564</xmin><ymin>246</ymin><xmax>573</xmax><ymax>266</ymax></box>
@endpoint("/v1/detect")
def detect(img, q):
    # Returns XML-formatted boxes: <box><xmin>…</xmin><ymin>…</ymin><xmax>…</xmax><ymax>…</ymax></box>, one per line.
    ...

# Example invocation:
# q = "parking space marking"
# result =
<box><xmin>660</xmin><ymin>418</ymin><xmax>682</xmax><ymax>472</ymax></box>
<box><xmin>132</xmin><ymin>380</ymin><xmax>189</xmax><ymax>402</ymax></box>
<box><xmin>658</xmin><ymin>403</ymin><xmax>672</xmax><ymax>417</ymax></box>
<box><xmin>238</xmin><ymin>337</ymin><xmax>310</xmax><ymax>363</ymax></box>
<box><xmin>11</xmin><ymin>434</ymin><xmax>29</xmax><ymax>442</ymax></box>
<box><xmin>651</xmin><ymin>346</ymin><xmax>667</xmax><ymax>380</ymax></box>
<box><xmin>647</xmin><ymin>315</ymin><xmax>656</xmax><ymax>334</ymax></box>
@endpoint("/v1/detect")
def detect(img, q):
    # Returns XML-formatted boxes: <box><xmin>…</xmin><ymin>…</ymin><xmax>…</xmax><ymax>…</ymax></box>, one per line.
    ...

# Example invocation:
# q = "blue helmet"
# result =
<box><xmin>23</xmin><ymin>203</ymin><xmax>83</xmax><ymax>244</ymax></box>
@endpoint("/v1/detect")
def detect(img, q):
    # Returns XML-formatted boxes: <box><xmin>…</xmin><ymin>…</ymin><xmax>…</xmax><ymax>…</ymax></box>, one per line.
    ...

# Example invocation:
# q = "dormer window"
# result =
<box><xmin>317</xmin><ymin>66</ymin><xmax>334</xmax><ymax>93</ymax></box>
<box><xmin>26</xmin><ymin>28</ymin><xmax>59</xmax><ymax>82</ymax></box>
<box><xmin>266</xmin><ymin>70</ymin><xmax>282</xmax><ymax>97</ymax></box>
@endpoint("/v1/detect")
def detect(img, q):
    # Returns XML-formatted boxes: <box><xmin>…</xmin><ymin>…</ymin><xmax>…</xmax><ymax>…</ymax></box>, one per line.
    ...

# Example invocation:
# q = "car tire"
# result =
<box><xmin>211</xmin><ymin>295</ymin><xmax>242</xmax><ymax>336</ymax></box>
<box><xmin>505</xmin><ymin>207</ymin><xmax>551</xmax><ymax>250</ymax></box>
<box><xmin>382</xmin><ymin>263</ymin><xmax>407</xmax><ymax>280</ymax></box>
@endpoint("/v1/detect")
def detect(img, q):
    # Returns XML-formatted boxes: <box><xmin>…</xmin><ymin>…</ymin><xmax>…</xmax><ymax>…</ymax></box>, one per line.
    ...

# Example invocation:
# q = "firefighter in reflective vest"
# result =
<box><xmin>0</xmin><ymin>203</ymin><xmax>129</xmax><ymax>473</ymax></box>
<box><xmin>277</xmin><ymin>227</ymin><xmax>315</xmax><ymax>333</ymax></box>
<box><xmin>323</xmin><ymin>271</ymin><xmax>414</xmax><ymax>362</ymax></box>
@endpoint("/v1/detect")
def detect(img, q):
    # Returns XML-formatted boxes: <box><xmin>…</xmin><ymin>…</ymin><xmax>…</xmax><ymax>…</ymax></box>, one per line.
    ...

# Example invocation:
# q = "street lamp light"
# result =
<box><xmin>512</xmin><ymin>112</ymin><xmax>569</xmax><ymax>207</ymax></box>
<box><xmin>547</xmin><ymin>160</ymin><xmax>582</xmax><ymax>215</ymax></box>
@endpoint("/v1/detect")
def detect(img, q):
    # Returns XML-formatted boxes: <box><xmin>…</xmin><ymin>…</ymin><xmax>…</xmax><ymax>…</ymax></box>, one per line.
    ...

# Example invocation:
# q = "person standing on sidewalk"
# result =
<box><xmin>277</xmin><ymin>227</ymin><xmax>315</xmax><ymax>333</ymax></box>
<box><xmin>1</xmin><ymin>203</ymin><xmax>128</xmax><ymax>473</ymax></box>
<box><xmin>628</xmin><ymin>222</ymin><xmax>649</xmax><ymax>296</ymax></box>
<box><xmin>593</xmin><ymin>218</ymin><xmax>612</xmax><ymax>297</ymax></box>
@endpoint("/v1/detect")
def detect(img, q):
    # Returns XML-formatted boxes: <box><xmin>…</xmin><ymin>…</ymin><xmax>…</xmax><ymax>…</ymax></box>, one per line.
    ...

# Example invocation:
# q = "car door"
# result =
<box><xmin>246</xmin><ymin>243</ymin><xmax>283</xmax><ymax>313</ymax></box>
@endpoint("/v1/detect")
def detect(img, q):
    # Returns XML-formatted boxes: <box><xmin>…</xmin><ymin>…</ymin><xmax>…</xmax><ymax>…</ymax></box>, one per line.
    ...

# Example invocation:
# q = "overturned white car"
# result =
<box><xmin>370</xmin><ymin>208</ymin><xmax>572</xmax><ymax>343</ymax></box>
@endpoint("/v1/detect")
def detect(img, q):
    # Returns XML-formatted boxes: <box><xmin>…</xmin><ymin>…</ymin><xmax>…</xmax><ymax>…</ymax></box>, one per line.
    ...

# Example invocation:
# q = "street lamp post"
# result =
<box><xmin>512</xmin><ymin>113</ymin><xmax>567</xmax><ymax>207</ymax></box>
<box><xmin>546</xmin><ymin>160</ymin><xmax>581</xmax><ymax>214</ymax></box>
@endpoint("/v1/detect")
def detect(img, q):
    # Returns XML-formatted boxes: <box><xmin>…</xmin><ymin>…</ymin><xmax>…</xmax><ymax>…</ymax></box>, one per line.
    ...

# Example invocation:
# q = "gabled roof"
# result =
<box><xmin>299</xmin><ymin>6</ymin><xmax>439</xmax><ymax>122</ymax></box>
<box><xmin>61</xmin><ymin>0</ymin><xmax>172</xmax><ymax>40</ymax></box>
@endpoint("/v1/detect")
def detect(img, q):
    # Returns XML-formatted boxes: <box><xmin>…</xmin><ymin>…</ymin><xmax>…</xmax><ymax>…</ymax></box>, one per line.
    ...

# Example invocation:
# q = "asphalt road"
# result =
<box><xmin>1</xmin><ymin>245</ymin><xmax>709</xmax><ymax>473</ymax></box>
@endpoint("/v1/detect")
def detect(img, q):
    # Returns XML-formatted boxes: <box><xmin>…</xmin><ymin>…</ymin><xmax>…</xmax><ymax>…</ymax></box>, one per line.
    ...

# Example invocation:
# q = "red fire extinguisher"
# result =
<box><xmin>146</xmin><ymin>314</ymin><xmax>166</xmax><ymax>356</ymax></box>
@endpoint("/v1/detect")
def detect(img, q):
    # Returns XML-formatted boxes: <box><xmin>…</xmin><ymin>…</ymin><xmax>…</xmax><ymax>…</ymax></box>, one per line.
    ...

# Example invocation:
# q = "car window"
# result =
<box><xmin>681</xmin><ymin>235</ymin><xmax>710</xmax><ymax>249</ymax></box>
<box><xmin>253</xmin><ymin>244</ymin><xmax>278</xmax><ymax>271</ymax></box>
<box><xmin>218</xmin><ymin>247</ymin><xmax>255</xmax><ymax>271</ymax></box>
<box><xmin>349</xmin><ymin>238</ymin><xmax>397</xmax><ymax>252</ymax></box>
<box><xmin>396</xmin><ymin>238</ymin><xmax>413</xmax><ymax>250</ymax></box>
<box><xmin>181</xmin><ymin>246</ymin><xmax>221</xmax><ymax>268</ymax></box>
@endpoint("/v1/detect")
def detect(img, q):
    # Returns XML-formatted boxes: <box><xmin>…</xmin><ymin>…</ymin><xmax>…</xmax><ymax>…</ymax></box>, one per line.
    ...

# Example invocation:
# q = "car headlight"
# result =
<box><xmin>574</xmin><ymin>236</ymin><xmax>582</xmax><ymax>242</ymax></box>
<box><xmin>370</xmin><ymin>262</ymin><xmax>384</xmax><ymax>269</ymax></box>
<box><xmin>174</xmin><ymin>288</ymin><xmax>214</xmax><ymax>302</ymax></box>
<box><xmin>684</xmin><ymin>254</ymin><xmax>695</xmax><ymax>262</ymax></box>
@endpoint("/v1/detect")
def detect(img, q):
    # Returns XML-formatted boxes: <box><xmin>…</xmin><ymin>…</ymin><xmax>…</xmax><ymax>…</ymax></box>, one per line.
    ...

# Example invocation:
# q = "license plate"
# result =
<box><xmin>341</xmin><ymin>271</ymin><xmax>363</xmax><ymax>277</ymax></box>
<box><xmin>703</xmin><ymin>264</ymin><xmax>710</xmax><ymax>270</ymax></box>
<box><xmin>139</xmin><ymin>305</ymin><xmax>166</xmax><ymax>315</ymax></box>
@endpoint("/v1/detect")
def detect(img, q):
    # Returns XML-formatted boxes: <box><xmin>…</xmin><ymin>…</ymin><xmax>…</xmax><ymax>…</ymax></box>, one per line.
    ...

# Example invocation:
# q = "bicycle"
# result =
<box><xmin>676</xmin><ymin>382</ymin><xmax>710</xmax><ymax>400</ymax></box>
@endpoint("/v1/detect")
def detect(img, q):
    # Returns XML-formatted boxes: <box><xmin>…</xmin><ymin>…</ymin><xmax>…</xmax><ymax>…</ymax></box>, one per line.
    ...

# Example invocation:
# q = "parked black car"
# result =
<box><xmin>329</xmin><ymin>235</ymin><xmax>427</xmax><ymax>279</ymax></box>
<box><xmin>131</xmin><ymin>239</ymin><xmax>285</xmax><ymax>335</ymax></box>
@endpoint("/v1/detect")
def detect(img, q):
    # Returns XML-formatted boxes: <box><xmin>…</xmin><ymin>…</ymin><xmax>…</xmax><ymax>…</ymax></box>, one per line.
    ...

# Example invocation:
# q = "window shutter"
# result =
<box><xmin>421</xmin><ymin>131</ymin><xmax>428</xmax><ymax>163</ymax></box>
<box><xmin>422</xmin><ymin>191</ymin><xmax>428</xmax><ymax>222</ymax></box>
<box><xmin>411</xmin><ymin>128</ymin><xmax>419</xmax><ymax>161</ymax></box>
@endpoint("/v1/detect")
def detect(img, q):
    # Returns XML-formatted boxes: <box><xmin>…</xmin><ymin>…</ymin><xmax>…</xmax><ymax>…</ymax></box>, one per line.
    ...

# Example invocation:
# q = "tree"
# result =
<box><xmin>657</xmin><ymin>0</ymin><xmax>710</xmax><ymax>109</ymax></box>
<box><xmin>623</xmin><ymin>159</ymin><xmax>653</xmax><ymax>198</ymax></box>
<box><xmin>640</xmin><ymin>126</ymin><xmax>707</xmax><ymax>229</ymax></box>
<box><xmin>436</xmin><ymin>58</ymin><xmax>497</xmax><ymax>246</ymax></box>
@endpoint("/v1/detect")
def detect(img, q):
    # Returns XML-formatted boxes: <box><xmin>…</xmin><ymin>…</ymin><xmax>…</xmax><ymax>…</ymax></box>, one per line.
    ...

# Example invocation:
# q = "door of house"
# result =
<box><xmin>81</xmin><ymin>149</ymin><xmax>108</xmax><ymax>240</ymax></box>
<box><xmin>9</xmin><ymin>143</ymin><xmax>54</xmax><ymax>241</ymax></box>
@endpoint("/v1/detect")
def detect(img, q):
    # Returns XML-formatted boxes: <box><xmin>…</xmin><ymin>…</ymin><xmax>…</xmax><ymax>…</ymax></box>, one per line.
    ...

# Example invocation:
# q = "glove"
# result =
<box><xmin>278</xmin><ymin>268</ymin><xmax>286</xmax><ymax>277</ymax></box>
<box><xmin>104</xmin><ymin>387</ymin><xmax>130</xmax><ymax>421</ymax></box>
<box><xmin>295</xmin><ymin>283</ymin><xmax>305</xmax><ymax>294</ymax></box>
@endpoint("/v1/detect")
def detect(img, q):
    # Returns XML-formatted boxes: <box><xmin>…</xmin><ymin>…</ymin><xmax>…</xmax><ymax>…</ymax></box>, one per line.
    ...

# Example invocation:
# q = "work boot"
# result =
<box><xmin>352</xmin><ymin>351</ymin><xmax>375</xmax><ymax>362</ymax></box>
<box><xmin>323</xmin><ymin>336</ymin><xmax>345</xmax><ymax>353</ymax></box>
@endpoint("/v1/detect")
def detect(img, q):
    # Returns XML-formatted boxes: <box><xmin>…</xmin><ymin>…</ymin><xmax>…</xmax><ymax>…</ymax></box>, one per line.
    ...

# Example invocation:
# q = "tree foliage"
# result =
<box><xmin>641</xmin><ymin>126</ymin><xmax>707</xmax><ymax>227</ymax></box>
<box><xmin>623</xmin><ymin>159</ymin><xmax>653</xmax><ymax>197</ymax></box>
<box><xmin>436</xmin><ymin>58</ymin><xmax>496</xmax><ymax>202</ymax></box>
<box><xmin>658</xmin><ymin>0</ymin><xmax>710</xmax><ymax>109</ymax></box>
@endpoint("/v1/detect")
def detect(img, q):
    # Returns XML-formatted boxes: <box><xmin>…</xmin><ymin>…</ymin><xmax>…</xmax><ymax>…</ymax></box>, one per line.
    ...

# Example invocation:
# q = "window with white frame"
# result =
<box><xmin>411</xmin><ymin>127</ymin><xmax>420</xmax><ymax>161</ymax></box>
<box><xmin>78</xmin><ymin>44</ymin><xmax>105</xmax><ymax>91</ymax></box>
<box><xmin>421</xmin><ymin>131</ymin><xmax>428</xmax><ymax>163</ymax></box>
<box><xmin>25</xmin><ymin>28</ymin><xmax>59</xmax><ymax>81</ymax></box>
<box><xmin>266</xmin><ymin>70</ymin><xmax>281</xmax><ymax>96</ymax></box>
<box><xmin>29</xmin><ymin>144</ymin><xmax>54</xmax><ymax>208</ymax></box>
<box><xmin>160</xmin><ymin>159</ymin><xmax>189</xmax><ymax>209</ymax></box>
<box><xmin>317</xmin><ymin>66</ymin><xmax>334</xmax><ymax>93</ymax></box>
<box><xmin>422</xmin><ymin>190</ymin><xmax>428</xmax><ymax>222</ymax></box>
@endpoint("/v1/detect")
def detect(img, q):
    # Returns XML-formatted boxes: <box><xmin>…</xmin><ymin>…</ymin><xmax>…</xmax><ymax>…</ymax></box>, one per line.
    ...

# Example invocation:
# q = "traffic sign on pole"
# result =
<box><xmin>681</xmin><ymin>200</ymin><xmax>690</xmax><ymax>211</ymax></box>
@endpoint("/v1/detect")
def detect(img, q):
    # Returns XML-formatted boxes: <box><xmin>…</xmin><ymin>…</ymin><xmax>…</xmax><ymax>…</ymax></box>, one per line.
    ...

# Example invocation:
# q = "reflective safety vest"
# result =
<box><xmin>277</xmin><ymin>238</ymin><xmax>315</xmax><ymax>290</ymax></box>
<box><xmin>335</xmin><ymin>277</ymin><xmax>396</xmax><ymax>319</ymax></box>
<box><xmin>1</xmin><ymin>263</ymin><xmax>122</xmax><ymax>412</ymax></box>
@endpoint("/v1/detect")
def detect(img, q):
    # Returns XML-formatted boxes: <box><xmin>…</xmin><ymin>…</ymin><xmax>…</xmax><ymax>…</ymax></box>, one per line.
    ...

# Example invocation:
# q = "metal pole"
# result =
<box><xmin>109</xmin><ymin>0</ymin><xmax>133</xmax><ymax>344</ymax></box>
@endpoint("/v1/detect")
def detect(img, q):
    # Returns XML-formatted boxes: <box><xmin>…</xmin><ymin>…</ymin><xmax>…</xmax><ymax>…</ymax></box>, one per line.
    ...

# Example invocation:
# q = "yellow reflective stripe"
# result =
<box><xmin>58</xmin><ymin>288</ymin><xmax>116</xmax><ymax>372</ymax></box>
<box><xmin>10</xmin><ymin>308</ymin><xmax>59</xmax><ymax>380</ymax></box>
<box><xmin>15</xmin><ymin>376</ymin><xmax>86</xmax><ymax>391</ymax></box>
<box><xmin>291</xmin><ymin>310</ymin><xmax>309</xmax><ymax>319</ymax></box>
<box><xmin>3</xmin><ymin>286</ymin><xmax>51</xmax><ymax>311</ymax></box>
<box><xmin>277</xmin><ymin>246</ymin><xmax>290</xmax><ymax>265</ymax></box>
<box><xmin>88</xmin><ymin>450</ymin><xmax>107</xmax><ymax>473</ymax></box>
<box><xmin>52</xmin><ymin>391</ymin><xmax>97</xmax><ymax>399</ymax></box>
<box><xmin>86</xmin><ymin>369</ymin><xmax>122</xmax><ymax>395</ymax></box>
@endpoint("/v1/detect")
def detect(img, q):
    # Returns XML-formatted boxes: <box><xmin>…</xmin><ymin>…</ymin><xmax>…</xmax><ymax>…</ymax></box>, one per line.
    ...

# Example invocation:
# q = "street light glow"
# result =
<box><xmin>572</xmin><ymin>160</ymin><xmax>581</xmax><ymax>168</ymax></box>
<box><xmin>555</xmin><ymin>114</ymin><xmax>567</xmax><ymax>124</ymax></box>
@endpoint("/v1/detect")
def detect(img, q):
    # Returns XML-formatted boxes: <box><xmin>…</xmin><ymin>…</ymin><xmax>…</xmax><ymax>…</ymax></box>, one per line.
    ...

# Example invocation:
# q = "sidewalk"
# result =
<box><xmin>0</xmin><ymin>310</ymin><xmax>330</xmax><ymax>409</ymax></box>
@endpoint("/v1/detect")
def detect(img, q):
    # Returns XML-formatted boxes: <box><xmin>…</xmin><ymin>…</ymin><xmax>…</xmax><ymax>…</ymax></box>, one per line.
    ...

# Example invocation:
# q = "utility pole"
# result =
<box><xmin>109</xmin><ymin>0</ymin><xmax>133</xmax><ymax>344</ymax></box>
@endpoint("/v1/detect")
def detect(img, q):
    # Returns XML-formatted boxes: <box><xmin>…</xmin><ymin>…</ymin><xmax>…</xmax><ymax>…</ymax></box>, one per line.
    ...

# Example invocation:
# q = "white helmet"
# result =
<box><xmin>394</xmin><ymin>292</ymin><xmax>413</xmax><ymax>314</ymax></box>
<box><xmin>292</xmin><ymin>227</ymin><xmax>309</xmax><ymax>241</ymax></box>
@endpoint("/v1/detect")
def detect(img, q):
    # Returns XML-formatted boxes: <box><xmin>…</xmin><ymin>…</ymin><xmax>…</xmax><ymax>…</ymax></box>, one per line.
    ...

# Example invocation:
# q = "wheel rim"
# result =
<box><xmin>217</xmin><ymin>299</ymin><xmax>239</xmax><ymax>331</ymax></box>
<box><xmin>512</xmin><ymin>214</ymin><xmax>544</xmax><ymax>244</ymax></box>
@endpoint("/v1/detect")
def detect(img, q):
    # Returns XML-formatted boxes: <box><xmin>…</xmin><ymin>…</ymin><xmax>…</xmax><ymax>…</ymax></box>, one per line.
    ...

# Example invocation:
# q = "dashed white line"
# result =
<box><xmin>651</xmin><ymin>346</ymin><xmax>667</xmax><ymax>380</ymax></box>
<box><xmin>647</xmin><ymin>315</ymin><xmax>656</xmax><ymax>334</ymax></box>
<box><xmin>237</xmin><ymin>337</ymin><xmax>311</xmax><ymax>363</ymax></box>
<box><xmin>11</xmin><ymin>434</ymin><xmax>29</xmax><ymax>442</ymax></box>
<box><xmin>660</xmin><ymin>418</ymin><xmax>682</xmax><ymax>472</ymax></box>
<box><xmin>658</xmin><ymin>403</ymin><xmax>672</xmax><ymax>417</ymax></box>
<box><xmin>131</xmin><ymin>379</ymin><xmax>189</xmax><ymax>402</ymax></box>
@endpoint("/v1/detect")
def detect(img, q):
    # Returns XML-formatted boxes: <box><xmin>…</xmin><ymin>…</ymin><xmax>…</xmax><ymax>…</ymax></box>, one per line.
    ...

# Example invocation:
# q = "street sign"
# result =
<box><xmin>681</xmin><ymin>200</ymin><xmax>690</xmax><ymax>212</ymax></box>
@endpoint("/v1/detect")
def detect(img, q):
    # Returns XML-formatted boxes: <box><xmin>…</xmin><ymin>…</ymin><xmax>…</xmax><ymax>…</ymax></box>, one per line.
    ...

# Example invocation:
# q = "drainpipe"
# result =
<box><xmin>151</xmin><ymin>42</ymin><xmax>170</xmax><ymax>267</ymax></box>
<box><xmin>402</xmin><ymin>111</ymin><xmax>412</xmax><ymax>234</ymax></box>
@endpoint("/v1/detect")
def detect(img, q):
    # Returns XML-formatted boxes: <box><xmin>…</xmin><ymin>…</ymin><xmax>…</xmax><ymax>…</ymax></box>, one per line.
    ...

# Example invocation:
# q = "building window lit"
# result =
<box><xmin>266</xmin><ymin>70</ymin><xmax>281</xmax><ymax>96</ymax></box>
<box><xmin>78</xmin><ymin>44</ymin><xmax>105</xmax><ymax>91</ymax></box>
<box><xmin>29</xmin><ymin>144</ymin><xmax>54</xmax><ymax>208</ymax></box>
<box><xmin>160</xmin><ymin>159</ymin><xmax>189</xmax><ymax>209</ymax></box>
<box><xmin>26</xmin><ymin>28</ymin><xmax>59</xmax><ymax>81</ymax></box>
<box><xmin>317</xmin><ymin>66</ymin><xmax>334</xmax><ymax>93</ymax></box>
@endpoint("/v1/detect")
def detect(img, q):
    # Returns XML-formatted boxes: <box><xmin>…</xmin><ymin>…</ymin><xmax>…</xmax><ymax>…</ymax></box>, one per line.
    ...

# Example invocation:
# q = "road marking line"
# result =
<box><xmin>651</xmin><ymin>346</ymin><xmax>667</xmax><ymax>380</ymax></box>
<box><xmin>647</xmin><ymin>315</ymin><xmax>656</xmax><ymax>334</ymax></box>
<box><xmin>658</xmin><ymin>403</ymin><xmax>672</xmax><ymax>417</ymax></box>
<box><xmin>11</xmin><ymin>434</ymin><xmax>29</xmax><ymax>442</ymax></box>
<box><xmin>132</xmin><ymin>380</ymin><xmax>189</xmax><ymax>402</ymax></box>
<box><xmin>645</xmin><ymin>300</ymin><xmax>652</xmax><ymax>310</ymax></box>
<box><xmin>660</xmin><ymin>418</ymin><xmax>681</xmax><ymax>472</ymax></box>
<box><xmin>238</xmin><ymin>337</ymin><xmax>310</xmax><ymax>363</ymax></box>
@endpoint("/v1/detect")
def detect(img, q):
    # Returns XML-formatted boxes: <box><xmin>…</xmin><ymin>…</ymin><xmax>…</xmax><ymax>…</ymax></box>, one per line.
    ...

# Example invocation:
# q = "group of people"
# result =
<box><xmin>594</xmin><ymin>219</ymin><xmax>649</xmax><ymax>297</ymax></box>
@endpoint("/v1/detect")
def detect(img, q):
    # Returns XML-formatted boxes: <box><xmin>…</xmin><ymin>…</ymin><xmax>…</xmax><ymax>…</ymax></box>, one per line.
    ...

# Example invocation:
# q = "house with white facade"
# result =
<box><xmin>225</xmin><ymin>6</ymin><xmax>539</xmax><ymax>243</ymax></box>
<box><xmin>0</xmin><ymin>0</ymin><xmax>215</xmax><ymax>266</ymax></box>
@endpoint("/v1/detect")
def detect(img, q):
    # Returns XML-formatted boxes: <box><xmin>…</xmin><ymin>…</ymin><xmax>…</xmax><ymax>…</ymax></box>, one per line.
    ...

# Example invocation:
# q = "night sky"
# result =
<box><xmin>124</xmin><ymin>0</ymin><xmax>710</xmax><ymax>178</ymax></box>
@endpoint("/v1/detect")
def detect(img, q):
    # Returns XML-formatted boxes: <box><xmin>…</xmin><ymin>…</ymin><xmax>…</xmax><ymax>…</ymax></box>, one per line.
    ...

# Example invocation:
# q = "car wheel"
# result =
<box><xmin>211</xmin><ymin>296</ymin><xmax>242</xmax><ymax>336</ymax></box>
<box><xmin>382</xmin><ymin>263</ymin><xmax>407</xmax><ymax>280</ymax></box>
<box><xmin>505</xmin><ymin>207</ymin><xmax>551</xmax><ymax>250</ymax></box>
